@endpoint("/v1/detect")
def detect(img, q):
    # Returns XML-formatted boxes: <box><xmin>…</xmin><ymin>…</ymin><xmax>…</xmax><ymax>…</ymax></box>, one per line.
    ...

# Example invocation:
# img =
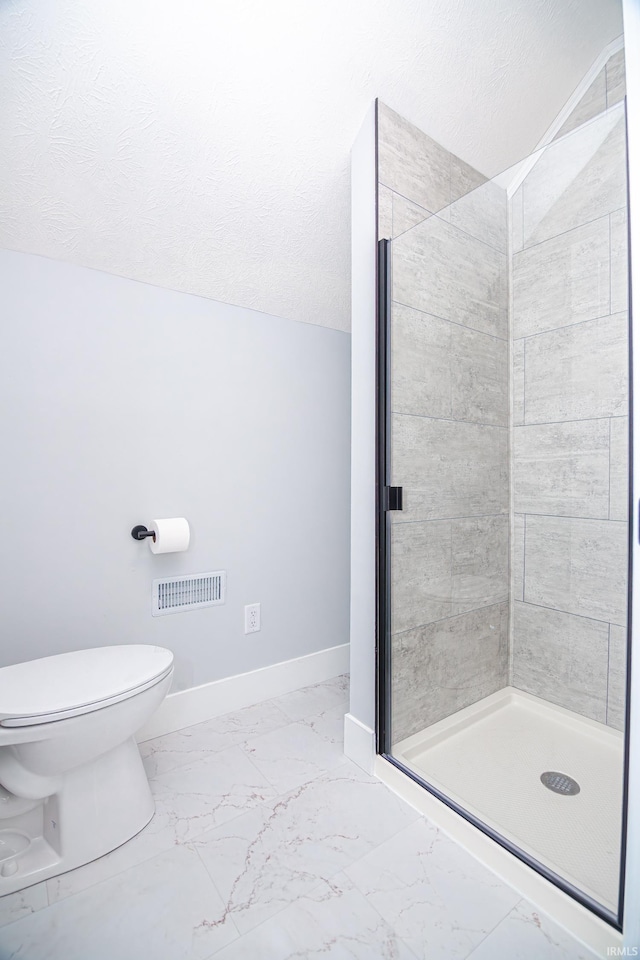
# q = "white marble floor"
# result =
<box><xmin>0</xmin><ymin>675</ymin><xmax>601</xmax><ymax>959</ymax></box>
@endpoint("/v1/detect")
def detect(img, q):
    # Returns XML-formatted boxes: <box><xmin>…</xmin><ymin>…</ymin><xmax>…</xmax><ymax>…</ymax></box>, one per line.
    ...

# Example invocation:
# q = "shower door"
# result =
<box><xmin>377</xmin><ymin>98</ymin><xmax>631</xmax><ymax>925</ymax></box>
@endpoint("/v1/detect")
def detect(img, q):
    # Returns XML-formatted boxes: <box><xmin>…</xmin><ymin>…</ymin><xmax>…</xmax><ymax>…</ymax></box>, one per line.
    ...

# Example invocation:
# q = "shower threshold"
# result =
<box><xmin>393</xmin><ymin>687</ymin><xmax>623</xmax><ymax>912</ymax></box>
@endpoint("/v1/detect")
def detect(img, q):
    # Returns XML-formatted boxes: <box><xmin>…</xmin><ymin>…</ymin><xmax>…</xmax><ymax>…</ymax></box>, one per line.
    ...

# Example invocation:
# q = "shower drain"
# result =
<box><xmin>540</xmin><ymin>771</ymin><xmax>580</xmax><ymax>795</ymax></box>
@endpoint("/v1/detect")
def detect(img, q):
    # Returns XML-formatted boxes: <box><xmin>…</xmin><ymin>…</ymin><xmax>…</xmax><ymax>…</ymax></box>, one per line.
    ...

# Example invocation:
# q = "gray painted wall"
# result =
<box><xmin>510</xmin><ymin>61</ymin><xmax>629</xmax><ymax>729</ymax></box>
<box><xmin>377</xmin><ymin>103</ymin><xmax>510</xmax><ymax>742</ymax></box>
<box><xmin>0</xmin><ymin>251</ymin><xmax>351</xmax><ymax>692</ymax></box>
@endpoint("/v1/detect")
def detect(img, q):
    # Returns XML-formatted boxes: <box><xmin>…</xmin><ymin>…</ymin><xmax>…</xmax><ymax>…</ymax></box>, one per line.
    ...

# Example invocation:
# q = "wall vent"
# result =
<box><xmin>152</xmin><ymin>571</ymin><xmax>226</xmax><ymax>616</ymax></box>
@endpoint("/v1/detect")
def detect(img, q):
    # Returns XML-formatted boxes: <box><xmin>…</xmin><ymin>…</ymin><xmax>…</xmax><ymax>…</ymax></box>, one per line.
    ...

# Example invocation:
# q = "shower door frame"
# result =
<box><xmin>375</xmin><ymin>235</ymin><xmax>632</xmax><ymax>932</ymax></box>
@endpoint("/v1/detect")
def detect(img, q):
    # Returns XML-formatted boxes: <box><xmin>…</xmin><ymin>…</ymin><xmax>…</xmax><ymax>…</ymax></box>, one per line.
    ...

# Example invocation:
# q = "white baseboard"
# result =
<box><xmin>136</xmin><ymin>643</ymin><xmax>350</xmax><ymax>742</ymax></box>
<box><xmin>344</xmin><ymin>712</ymin><xmax>375</xmax><ymax>774</ymax></box>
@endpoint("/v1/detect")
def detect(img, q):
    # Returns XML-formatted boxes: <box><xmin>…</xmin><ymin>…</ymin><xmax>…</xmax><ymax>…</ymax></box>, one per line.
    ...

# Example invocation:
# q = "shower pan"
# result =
<box><xmin>375</xmin><ymin>77</ymin><xmax>631</xmax><ymax>928</ymax></box>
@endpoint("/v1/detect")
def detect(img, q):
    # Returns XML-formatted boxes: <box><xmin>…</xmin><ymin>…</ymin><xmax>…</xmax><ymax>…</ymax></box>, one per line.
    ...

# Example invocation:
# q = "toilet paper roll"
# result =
<box><xmin>148</xmin><ymin>518</ymin><xmax>190</xmax><ymax>554</ymax></box>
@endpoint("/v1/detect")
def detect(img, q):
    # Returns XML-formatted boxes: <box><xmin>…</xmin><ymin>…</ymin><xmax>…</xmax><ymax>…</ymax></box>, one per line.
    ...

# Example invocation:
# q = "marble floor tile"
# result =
<box><xmin>0</xmin><ymin>880</ymin><xmax>47</xmax><ymax>928</ymax></box>
<box><xmin>46</xmin><ymin>782</ymin><xmax>200</xmax><ymax>904</ymax></box>
<box><xmin>465</xmin><ymin>899</ymin><xmax>599</xmax><ymax>959</ymax></box>
<box><xmin>1</xmin><ymin>674</ymin><xmax>606</xmax><ymax>960</ymax></box>
<box><xmin>139</xmin><ymin>698</ymin><xmax>290</xmax><ymax>778</ymax></box>
<box><xmin>47</xmin><ymin>745</ymin><xmax>276</xmax><ymax>906</ymax></box>
<box><xmin>299</xmin><ymin>706</ymin><xmax>345</xmax><ymax>746</ymax></box>
<box><xmin>273</xmin><ymin>674</ymin><xmax>349</xmax><ymax>723</ymax></box>
<box><xmin>240</xmin><ymin>720</ymin><xmax>348</xmax><ymax>795</ymax></box>
<box><xmin>149</xmin><ymin>744</ymin><xmax>278</xmax><ymax>844</ymax></box>
<box><xmin>345</xmin><ymin>818</ymin><xmax>520</xmax><ymax>960</ymax></box>
<box><xmin>2</xmin><ymin>844</ymin><xmax>239</xmax><ymax>960</ymax></box>
<box><xmin>194</xmin><ymin>764</ymin><xmax>419</xmax><ymax>935</ymax></box>
<box><xmin>209</xmin><ymin>872</ymin><xmax>417</xmax><ymax>960</ymax></box>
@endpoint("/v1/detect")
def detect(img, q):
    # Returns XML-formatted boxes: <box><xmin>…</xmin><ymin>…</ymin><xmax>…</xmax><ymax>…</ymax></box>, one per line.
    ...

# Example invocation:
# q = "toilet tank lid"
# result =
<box><xmin>0</xmin><ymin>645</ymin><xmax>174</xmax><ymax>724</ymax></box>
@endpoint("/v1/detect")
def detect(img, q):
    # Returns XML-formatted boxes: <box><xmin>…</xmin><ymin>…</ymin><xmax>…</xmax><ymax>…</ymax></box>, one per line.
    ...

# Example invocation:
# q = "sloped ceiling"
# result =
<box><xmin>0</xmin><ymin>0</ymin><xmax>624</xmax><ymax>331</ymax></box>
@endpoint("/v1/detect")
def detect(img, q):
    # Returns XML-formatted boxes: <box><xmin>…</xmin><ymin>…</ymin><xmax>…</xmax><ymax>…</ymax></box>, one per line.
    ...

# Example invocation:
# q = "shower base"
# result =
<box><xmin>393</xmin><ymin>687</ymin><xmax>623</xmax><ymax>912</ymax></box>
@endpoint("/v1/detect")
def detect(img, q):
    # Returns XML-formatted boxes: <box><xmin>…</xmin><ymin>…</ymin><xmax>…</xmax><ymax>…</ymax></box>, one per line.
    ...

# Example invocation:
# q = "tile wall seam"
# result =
<box><xmin>606</xmin><ymin>623</ymin><xmax>612</xmax><ymax>723</ymax></box>
<box><xmin>521</xmin><ymin>512</ymin><xmax>626</xmax><ymax>523</ymax></box>
<box><xmin>377</xmin><ymin>180</ymin><xmax>435</xmax><ymax>216</ymax></box>
<box><xmin>514</xmin><ymin>414</ymin><xmax>625</xmax><ymax>426</ymax></box>
<box><xmin>390</xmin><ymin>600</ymin><xmax>510</xmax><ymax>639</ymax></box>
<box><xmin>391</xmin><ymin>514</ymin><xmax>510</xmax><ymax>525</ymax></box>
<box><xmin>508</xmin><ymin>185</ymin><xmax>515</xmax><ymax>687</ymax></box>
<box><xmin>514</xmin><ymin>598</ymin><xmax>626</xmax><ymax>629</ymax></box>
<box><xmin>609</xmin><ymin>417</ymin><xmax>613</xmax><ymax>520</ymax></box>
<box><xmin>391</xmin><ymin>411</ymin><xmax>509</xmax><ymax>429</ymax></box>
<box><xmin>512</xmin><ymin>308</ymin><xmax>627</xmax><ymax>343</ymax></box>
<box><xmin>610</xmin><ymin>211</ymin><xmax>613</xmax><ymax>314</ymax></box>
<box><xmin>392</xmin><ymin>298</ymin><xmax>508</xmax><ymax>342</ymax></box>
<box><xmin>392</xmin><ymin>214</ymin><xmax>508</xmax><ymax>254</ymax></box>
<box><xmin>516</xmin><ymin>210</ymin><xmax>618</xmax><ymax>255</ymax></box>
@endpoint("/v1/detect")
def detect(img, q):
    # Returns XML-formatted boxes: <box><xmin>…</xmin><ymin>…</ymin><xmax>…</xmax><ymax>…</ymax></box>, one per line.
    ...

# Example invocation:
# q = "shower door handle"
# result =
<box><xmin>385</xmin><ymin>486</ymin><xmax>403</xmax><ymax>511</ymax></box>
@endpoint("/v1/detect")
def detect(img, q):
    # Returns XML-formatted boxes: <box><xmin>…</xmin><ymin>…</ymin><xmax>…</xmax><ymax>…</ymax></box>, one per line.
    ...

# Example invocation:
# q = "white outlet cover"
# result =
<box><xmin>245</xmin><ymin>603</ymin><xmax>261</xmax><ymax>634</ymax></box>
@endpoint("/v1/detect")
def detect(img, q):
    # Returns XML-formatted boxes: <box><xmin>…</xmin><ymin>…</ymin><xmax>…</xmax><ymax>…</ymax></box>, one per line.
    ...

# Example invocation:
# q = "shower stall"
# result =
<box><xmin>373</xmin><ymin>46</ymin><xmax>631</xmax><ymax>930</ymax></box>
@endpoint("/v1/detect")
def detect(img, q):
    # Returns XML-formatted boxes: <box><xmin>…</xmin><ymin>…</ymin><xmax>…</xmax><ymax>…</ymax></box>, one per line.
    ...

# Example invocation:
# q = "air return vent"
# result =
<box><xmin>152</xmin><ymin>572</ymin><xmax>226</xmax><ymax>616</ymax></box>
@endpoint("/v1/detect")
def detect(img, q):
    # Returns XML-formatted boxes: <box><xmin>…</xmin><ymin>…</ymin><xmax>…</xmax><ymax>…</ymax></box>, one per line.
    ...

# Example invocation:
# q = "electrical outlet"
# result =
<box><xmin>244</xmin><ymin>603</ymin><xmax>261</xmax><ymax>634</ymax></box>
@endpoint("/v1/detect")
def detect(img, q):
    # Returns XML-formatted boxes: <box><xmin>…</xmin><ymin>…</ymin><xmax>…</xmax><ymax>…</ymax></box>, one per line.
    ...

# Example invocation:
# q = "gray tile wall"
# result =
<box><xmin>377</xmin><ymin>102</ymin><xmax>510</xmax><ymax>743</ymax></box>
<box><xmin>553</xmin><ymin>47</ymin><xmax>625</xmax><ymax>142</ymax></box>
<box><xmin>510</xmin><ymin>59</ymin><xmax>629</xmax><ymax>731</ymax></box>
<box><xmin>378</xmin><ymin>45</ymin><xmax>629</xmax><ymax>745</ymax></box>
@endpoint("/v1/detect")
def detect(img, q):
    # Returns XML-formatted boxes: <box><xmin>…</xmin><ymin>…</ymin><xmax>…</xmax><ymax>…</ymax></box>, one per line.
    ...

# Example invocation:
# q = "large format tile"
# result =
<box><xmin>513</xmin><ymin>419</ymin><xmax>610</xmax><ymax>518</ymax></box>
<box><xmin>211</xmin><ymin>872</ymin><xmax>416</xmax><ymax>960</ymax></box>
<box><xmin>450</xmin><ymin>516</ymin><xmax>509</xmax><ymax>615</ymax></box>
<box><xmin>391</xmin><ymin>519</ymin><xmax>452</xmax><ymax>630</ymax></box>
<box><xmin>449</xmin><ymin>176</ymin><xmax>507</xmax><ymax>253</ymax></box>
<box><xmin>525</xmin><ymin>106</ymin><xmax>626</xmax><ymax>248</ymax></box>
<box><xmin>523</xmin><ymin>515</ymin><xmax>627</xmax><ymax>625</ymax></box>
<box><xmin>273</xmin><ymin>674</ymin><xmax>349</xmax><ymax>723</ymax></box>
<box><xmin>512</xmin><ymin>217</ymin><xmax>610</xmax><ymax>340</ymax></box>
<box><xmin>148</xmin><ymin>744</ymin><xmax>277</xmax><ymax>843</ymax></box>
<box><xmin>47</xmin><ymin>776</ymin><xmax>214</xmax><ymax>904</ymax></box>
<box><xmin>523</xmin><ymin>313</ymin><xmax>628</xmax><ymax>424</ymax></box>
<box><xmin>513</xmin><ymin>338</ymin><xmax>525</xmax><ymax>425</ymax></box>
<box><xmin>194</xmin><ymin>765</ymin><xmax>419</xmax><ymax>935</ymax></box>
<box><xmin>450</xmin><ymin>153</ymin><xmax>487</xmax><ymax>205</ymax></box>
<box><xmin>378</xmin><ymin>184</ymin><xmax>393</xmax><ymax>239</ymax></box>
<box><xmin>606</xmin><ymin>49</ymin><xmax>626</xmax><ymax>108</ymax></box>
<box><xmin>554</xmin><ymin>68</ymin><xmax>607</xmax><ymax>141</ymax></box>
<box><xmin>139</xmin><ymin>698</ymin><xmax>290</xmax><ymax>778</ymax></box>
<box><xmin>513</xmin><ymin>514</ymin><xmax>525</xmax><ymax>603</ymax></box>
<box><xmin>2</xmin><ymin>845</ymin><xmax>239</xmax><ymax>960</ymax></box>
<box><xmin>377</xmin><ymin>101</ymin><xmax>451</xmax><ymax>214</ymax></box>
<box><xmin>512</xmin><ymin>602</ymin><xmax>609</xmax><ymax>722</ymax></box>
<box><xmin>391</xmin><ymin>603</ymin><xmax>508</xmax><ymax>740</ymax></box>
<box><xmin>392</xmin><ymin>193</ymin><xmax>433</xmax><ymax>236</ymax></box>
<box><xmin>511</xmin><ymin>185</ymin><xmax>524</xmax><ymax>254</ymax></box>
<box><xmin>609</xmin><ymin>416</ymin><xmax>629</xmax><ymax>521</ymax></box>
<box><xmin>610</xmin><ymin>207</ymin><xmax>629</xmax><ymax>315</ymax></box>
<box><xmin>240</xmin><ymin>721</ymin><xmax>347</xmax><ymax>795</ymax></box>
<box><xmin>391</xmin><ymin>414</ymin><xmax>508</xmax><ymax>522</ymax></box>
<box><xmin>607</xmin><ymin>624</ymin><xmax>628</xmax><ymax>731</ymax></box>
<box><xmin>345</xmin><ymin>817</ymin><xmax>520</xmax><ymax>960</ymax></box>
<box><xmin>391</xmin><ymin>302</ymin><xmax>508</xmax><ymax>425</ymax></box>
<box><xmin>393</xmin><ymin>213</ymin><xmax>507</xmax><ymax>339</ymax></box>
<box><xmin>0</xmin><ymin>882</ymin><xmax>48</xmax><ymax>929</ymax></box>
<box><xmin>391</xmin><ymin>517</ymin><xmax>508</xmax><ymax>633</ymax></box>
<box><xmin>465</xmin><ymin>899</ymin><xmax>600</xmax><ymax>960</ymax></box>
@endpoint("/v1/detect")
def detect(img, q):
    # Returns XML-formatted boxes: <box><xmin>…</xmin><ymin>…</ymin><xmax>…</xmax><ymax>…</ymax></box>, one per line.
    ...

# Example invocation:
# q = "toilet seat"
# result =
<box><xmin>0</xmin><ymin>645</ymin><xmax>174</xmax><ymax>727</ymax></box>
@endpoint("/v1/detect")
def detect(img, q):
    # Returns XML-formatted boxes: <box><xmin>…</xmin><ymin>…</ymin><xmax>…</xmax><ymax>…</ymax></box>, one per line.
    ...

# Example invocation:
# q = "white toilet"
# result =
<box><xmin>0</xmin><ymin>644</ymin><xmax>173</xmax><ymax>895</ymax></box>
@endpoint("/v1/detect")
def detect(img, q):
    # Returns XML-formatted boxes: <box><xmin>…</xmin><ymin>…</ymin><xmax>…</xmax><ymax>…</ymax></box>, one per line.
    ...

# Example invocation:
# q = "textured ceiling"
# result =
<box><xmin>0</xmin><ymin>0</ymin><xmax>624</xmax><ymax>331</ymax></box>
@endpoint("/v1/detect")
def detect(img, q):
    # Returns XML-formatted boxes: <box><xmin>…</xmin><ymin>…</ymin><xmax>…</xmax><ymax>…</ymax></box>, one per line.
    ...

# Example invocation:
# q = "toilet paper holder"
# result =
<box><xmin>131</xmin><ymin>525</ymin><xmax>156</xmax><ymax>542</ymax></box>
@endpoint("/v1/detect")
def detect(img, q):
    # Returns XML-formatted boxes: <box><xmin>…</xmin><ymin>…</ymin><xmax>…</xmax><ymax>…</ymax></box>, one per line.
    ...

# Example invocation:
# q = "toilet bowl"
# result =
<box><xmin>0</xmin><ymin>644</ymin><xmax>173</xmax><ymax>895</ymax></box>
